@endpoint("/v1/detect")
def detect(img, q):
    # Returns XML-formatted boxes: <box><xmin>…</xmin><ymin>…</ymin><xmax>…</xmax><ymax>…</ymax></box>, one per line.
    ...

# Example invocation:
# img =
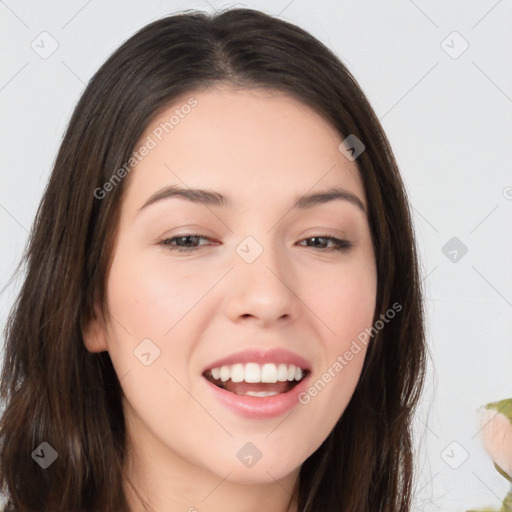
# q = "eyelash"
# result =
<box><xmin>158</xmin><ymin>233</ymin><xmax>353</xmax><ymax>253</ymax></box>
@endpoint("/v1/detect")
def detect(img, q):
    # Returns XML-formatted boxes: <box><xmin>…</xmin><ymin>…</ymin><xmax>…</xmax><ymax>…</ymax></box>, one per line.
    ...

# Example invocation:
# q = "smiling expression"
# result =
<box><xmin>83</xmin><ymin>84</ymin><xmax>377</xmax><ymax>486</ymax></box>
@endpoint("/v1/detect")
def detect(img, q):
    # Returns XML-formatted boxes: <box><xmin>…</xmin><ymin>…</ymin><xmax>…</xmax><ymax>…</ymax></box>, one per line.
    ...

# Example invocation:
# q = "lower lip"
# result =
<box><xmin>202</xmin><ymin>374</ymin><xmax>311</xmax><ymax>419</ymax></box>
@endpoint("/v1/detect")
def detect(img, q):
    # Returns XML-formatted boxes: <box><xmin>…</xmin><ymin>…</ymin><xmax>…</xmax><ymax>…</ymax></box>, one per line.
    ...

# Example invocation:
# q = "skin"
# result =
<box><xmin>83</xmin><ymin>85</ymin><xmax>377</xmax><ymax>512</ymax></box>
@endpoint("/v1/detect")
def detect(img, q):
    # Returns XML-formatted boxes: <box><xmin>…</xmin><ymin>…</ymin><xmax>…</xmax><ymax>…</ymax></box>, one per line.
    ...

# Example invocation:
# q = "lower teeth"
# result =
<box><xmin>236</xmin><ymin>390</ymin><xmax>280</xmax><ymax>397</ymax></box>
<box><xmin>206</xmin><ymin>375</ymin><xmax>303</xmax><ymax>395</ymax></box>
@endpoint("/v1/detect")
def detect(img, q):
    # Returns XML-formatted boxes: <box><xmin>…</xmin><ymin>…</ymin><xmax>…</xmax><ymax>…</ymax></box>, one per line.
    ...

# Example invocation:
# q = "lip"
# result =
<box><xmin>202</xmin><ymin>370</ymin><xmax>311</xmax><ymax>419</ymax></box>
<box><xmin>201</xmin><ymin>348</ymin><xmax>312</xmax><ymax>374</ymax></box>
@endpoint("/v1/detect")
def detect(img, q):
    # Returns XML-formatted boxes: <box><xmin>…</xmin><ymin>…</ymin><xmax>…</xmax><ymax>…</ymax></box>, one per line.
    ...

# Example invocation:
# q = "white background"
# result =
<box><xmin>1</xmin><ymin>1</ymin><xmax>511</xmax><ymax>510</ymax></box>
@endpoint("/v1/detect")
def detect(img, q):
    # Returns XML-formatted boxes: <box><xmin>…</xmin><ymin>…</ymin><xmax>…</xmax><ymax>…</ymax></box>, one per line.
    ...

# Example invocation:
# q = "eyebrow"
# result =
<box><xmin>138</xmin><ymin>184</ymin><xmax>366</xmax><ymax>215</ymax></box>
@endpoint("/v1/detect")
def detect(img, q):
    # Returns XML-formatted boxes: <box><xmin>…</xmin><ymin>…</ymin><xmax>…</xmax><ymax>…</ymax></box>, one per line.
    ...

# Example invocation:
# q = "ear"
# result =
<box><xmin>82</xmin><ymin>300</ymin><xmax>109</xmax><ymax>353</ymax></box>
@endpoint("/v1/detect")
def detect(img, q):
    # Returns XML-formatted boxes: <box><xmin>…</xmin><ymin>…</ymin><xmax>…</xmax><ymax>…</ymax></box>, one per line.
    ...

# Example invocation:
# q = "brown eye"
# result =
<box><xmin>298</xmin><ymin>236</ymin><xmax>353</xmax><ymax>251</ymax></box>
<box><xmin>158</xmin><ymin>233</ymin><xmax>213</xmax><ymax>253</ymax></box>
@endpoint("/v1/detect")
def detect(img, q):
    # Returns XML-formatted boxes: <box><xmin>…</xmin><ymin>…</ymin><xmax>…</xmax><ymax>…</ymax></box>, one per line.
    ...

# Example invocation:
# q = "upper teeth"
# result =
<box><xmin>209</xmin><ymin>363</ymin><xmax>304</xmax><ymax>383</ymax></box>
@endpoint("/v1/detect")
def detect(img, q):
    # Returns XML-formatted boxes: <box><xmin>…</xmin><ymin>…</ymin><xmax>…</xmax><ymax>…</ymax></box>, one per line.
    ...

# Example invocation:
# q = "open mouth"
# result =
<box><xmin>203</xmin><ymin>363</ymin><xmax>309</xmax><ymax>397</ymax></box>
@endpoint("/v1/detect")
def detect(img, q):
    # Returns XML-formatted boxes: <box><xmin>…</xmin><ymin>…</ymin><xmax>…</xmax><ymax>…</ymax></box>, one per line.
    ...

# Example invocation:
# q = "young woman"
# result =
<box><xmin>0</xmin><ymin>7</ymin><xmax>427</xmax><ymax>512</ymax></box>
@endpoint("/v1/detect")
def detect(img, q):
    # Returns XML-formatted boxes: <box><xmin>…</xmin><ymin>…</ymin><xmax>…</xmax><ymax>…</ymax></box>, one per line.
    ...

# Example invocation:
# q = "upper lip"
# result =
<box><xmin>202</xmin><ymin>348</ymin><xmax>312</xmax><ymax>374</ymax></box>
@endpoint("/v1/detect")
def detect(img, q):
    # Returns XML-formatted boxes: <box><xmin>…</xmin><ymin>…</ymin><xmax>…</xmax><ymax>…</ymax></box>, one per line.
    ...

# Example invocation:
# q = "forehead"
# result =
<box><xmin>122</xmin><ymin>86</ymin><xmax>365</xmax><ymax>215</ymax></box>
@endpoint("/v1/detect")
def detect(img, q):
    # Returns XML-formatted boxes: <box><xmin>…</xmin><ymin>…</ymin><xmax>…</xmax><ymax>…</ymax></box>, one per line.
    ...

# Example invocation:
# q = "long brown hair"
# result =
<box><xmin>0</xmin><ymin>7</ymin><xmax>427</xmax><ymax>511</ymax></box>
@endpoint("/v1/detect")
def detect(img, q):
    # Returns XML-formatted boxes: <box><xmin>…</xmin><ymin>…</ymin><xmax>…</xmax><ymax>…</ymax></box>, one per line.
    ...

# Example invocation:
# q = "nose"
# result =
<box><xmin>223</xmin><ymin>241</ymin><xmax>302</xmax><ymax>328</ymax></box>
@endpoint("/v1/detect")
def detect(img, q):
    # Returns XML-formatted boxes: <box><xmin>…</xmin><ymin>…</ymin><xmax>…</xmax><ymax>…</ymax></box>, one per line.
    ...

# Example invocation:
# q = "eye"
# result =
<box><xmin>297</xmin><ymin>236</ymin><xmax>353</xmax><ymax>252</ymax></box>
<box><xmin>158</xmin><ymin>233</ymin><xmax>353</xmax><ymax>253</ymax></box>
<box><xmin>158</xmin><ymin>233</ymin><xmax>215</xmax><ymax>253</ymax></box>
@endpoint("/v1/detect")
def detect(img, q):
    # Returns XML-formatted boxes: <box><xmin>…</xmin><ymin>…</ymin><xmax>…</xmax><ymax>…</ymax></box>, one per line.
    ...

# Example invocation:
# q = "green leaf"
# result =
<box><xmin>485</xmin><ymin>399</ymin><xmax>512</xmax><ymax>424</ymax></box>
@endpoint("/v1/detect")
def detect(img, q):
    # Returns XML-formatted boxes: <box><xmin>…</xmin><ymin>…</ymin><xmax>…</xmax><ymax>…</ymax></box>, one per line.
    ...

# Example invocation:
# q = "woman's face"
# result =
<box><xmin>84</xmin><ymin>86</ymin><xmax>377</xmax><ymax>488</ymax></box>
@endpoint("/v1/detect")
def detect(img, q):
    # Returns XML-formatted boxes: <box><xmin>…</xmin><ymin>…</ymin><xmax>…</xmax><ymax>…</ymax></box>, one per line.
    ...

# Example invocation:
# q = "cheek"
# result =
<box><xmin>104</xmin><ymin>256</ymin><xmax>200</xmax><ymax>425</ymax></box>
<box><xmin>107</xmin><ymin>250</ymin><xmax>207</xmax><ymax>340</ymax></box>
<box><xmin>103</xmin><ymin>249</ymin><xmax>205</xmax><ymax>400</ymax></box>
<box><xmin>305</xmin><ymin>260</ymin><xmax>377</xmax><ymax>343</ymax></box>
<box><xmin>298</xmin><ymin>260</ymin><xmax>376</xmax><ymax>435</ymax></box>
